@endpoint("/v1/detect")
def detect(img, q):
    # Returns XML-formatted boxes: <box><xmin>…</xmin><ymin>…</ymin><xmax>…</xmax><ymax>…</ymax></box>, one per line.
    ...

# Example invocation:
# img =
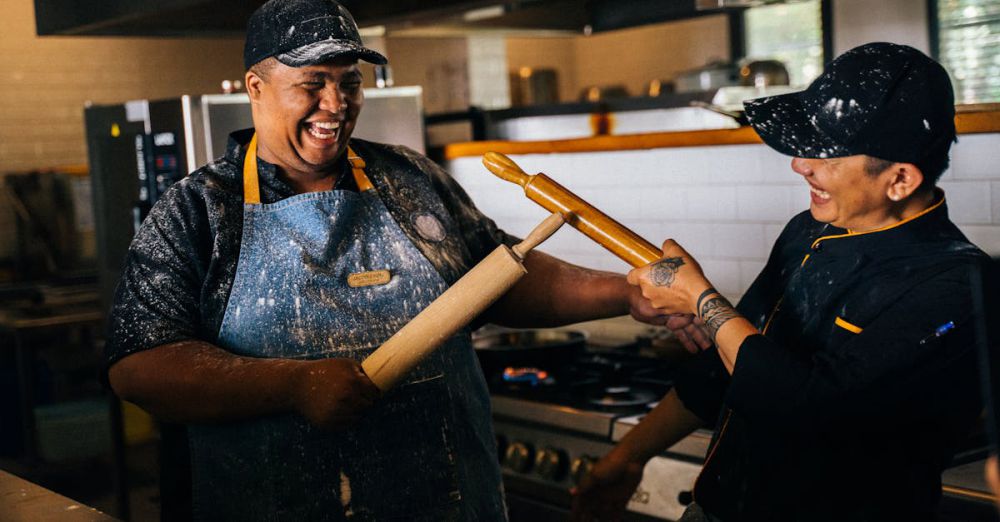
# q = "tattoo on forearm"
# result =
<box><xmin>695</xmin><ymin>287</ymin><xmax>719</xmax><ymax>313</ymax></box>
<box><xmin>650</xmin><ymin>257</ymin><xmax>685</xmax><ymax>287</ymax></box>
<box><xmin>700</xmin><ymin>295</ymin><xmax>739</xmax><ymax>340</ymax></box>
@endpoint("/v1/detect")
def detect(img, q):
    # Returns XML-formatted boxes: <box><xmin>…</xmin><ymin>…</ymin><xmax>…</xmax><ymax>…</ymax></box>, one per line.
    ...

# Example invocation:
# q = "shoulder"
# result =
<box><xmin>136</xmin><ymin>158</ymin><xmax>243</xmax><ymax>247</ymax></box>
<box><xmin>349</xmin><ymin>139</ymin><xmax>446</xmax><ymax>179</ymax></box>
<box><xmin>180</xmin><ymin>157</ymin><xmax>242</xmax><ymax>197</ymax></box>
<box><xmin>155</xmin><ymin>158</ymin><xmax>240</xmax><ymax>208</ymax></box>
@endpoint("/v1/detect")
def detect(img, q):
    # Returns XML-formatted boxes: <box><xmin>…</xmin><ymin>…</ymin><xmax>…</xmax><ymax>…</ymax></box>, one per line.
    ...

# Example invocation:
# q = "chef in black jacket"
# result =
<box><xmin>572</xmin><ymin>42</ymin><xmax>989</xmax><ymax>522</ymax></box>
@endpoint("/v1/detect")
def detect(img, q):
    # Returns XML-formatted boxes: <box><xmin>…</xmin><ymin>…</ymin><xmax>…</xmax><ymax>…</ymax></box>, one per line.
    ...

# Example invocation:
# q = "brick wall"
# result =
<box><xmin>0</xmin><ymin>0</ymin><xmax>246</xmax><ymax>173</ymax></box>
<box><xmin>0</xmin><ymin>0</ymin><xmax>246</xmax><ymax>272</ymax></box>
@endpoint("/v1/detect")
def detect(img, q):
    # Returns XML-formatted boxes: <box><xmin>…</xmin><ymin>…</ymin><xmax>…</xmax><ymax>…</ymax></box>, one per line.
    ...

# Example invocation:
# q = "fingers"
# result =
<box><xmin>665</xmin><ymin>314</ymin><xmax>697</xmax><ymax>352</ymax></box>
<box><xmin>663</xmin><ymin>314</ymin><xmax>712</xmax><ymax>352</ymax></box>
<box><xmin>660</xmin><ymin>238</ymin><xmax>690</xmax><ymax>261</ymax></box>
<box><xmin>665</xmin><ymin>313</ymin><xmax>694</xmax><ymax>330</ymax></box>
<box><xmin>673</xmin><ymin>328</ymin><xmax>701</xmax><ymax>354</ymax></box>
<box><xmin>353</xmin><ymin>364</ymin><xmax>382</xmax><ymax>401</ymax></box>
<box><xmin>626</xmin><ymin>267</ymin><xmax>643</xmax><ymax>286</ymax></box>
<box><xmin>295</xmin><ymin>359</ymin><xmax>384</xmax><ymax>431</ymax></box>
<box><xmin>683</xmin><ymin>322</ymin><xmax>713</xmax><ymax>350</ymax></box>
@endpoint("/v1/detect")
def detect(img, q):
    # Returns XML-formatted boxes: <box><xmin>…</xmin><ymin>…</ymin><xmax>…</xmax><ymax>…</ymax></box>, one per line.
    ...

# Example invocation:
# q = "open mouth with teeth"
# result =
<box><xmin>305</xmin><ymin>121</ymin><xmax>340</xmax><ymax>141</ymax></box>
<box><xmin>809</xmin><ymin>184</ymin><xmax>831</xmax><ymax>202</ymax></box>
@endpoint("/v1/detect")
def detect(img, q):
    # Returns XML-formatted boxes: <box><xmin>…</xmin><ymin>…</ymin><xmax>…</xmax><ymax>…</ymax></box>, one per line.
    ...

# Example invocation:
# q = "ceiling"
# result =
<box><xmin>33</xmin><ymin>0</ymin><xmax>739</xmax><ymax>37</ymax></box>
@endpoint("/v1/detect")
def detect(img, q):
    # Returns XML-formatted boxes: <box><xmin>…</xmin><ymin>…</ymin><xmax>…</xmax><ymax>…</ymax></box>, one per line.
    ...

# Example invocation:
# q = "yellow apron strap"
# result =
<box><xmin>242</xmin><ymin>135</ymin><xmax>372</xmax><ymax>202</ymax></box>
<box><xmin>242</xmin><ymin>133</ymin><xmax>261</xmax><ymax>205</ymax></box>
<box><xmin>347</xmin><ymin>147</ymin><xmax>375</xmax><ymax>192</ymax></box>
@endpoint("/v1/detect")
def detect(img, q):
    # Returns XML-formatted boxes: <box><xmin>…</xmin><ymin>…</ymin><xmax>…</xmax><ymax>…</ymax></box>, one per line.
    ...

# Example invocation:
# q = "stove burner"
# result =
<box><xmin>580</xmin><ymin>382</ymin><xmax>662</xmax><ymax>408</ymax></box>
<box><xmin>480</xmin><ymin>342</ymin><xmax>675</xmax><ymax>414</ymax></box>
<box><xmin>502</xmin><ymin>367</ymin><xmax>552</xmax><ymax>387</ymax></box>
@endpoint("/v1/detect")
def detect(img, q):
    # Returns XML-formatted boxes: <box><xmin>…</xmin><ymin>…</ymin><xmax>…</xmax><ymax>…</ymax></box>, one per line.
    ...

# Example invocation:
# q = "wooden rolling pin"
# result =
<box><xmin>362</xmin><ymin>212</ymin><xmax>565</xmax><ymax>391</ymax></box>
<box><xmin>482</xmin><ymin>152</ymin><xmax>662</xmax><ymax>268</ymax></box>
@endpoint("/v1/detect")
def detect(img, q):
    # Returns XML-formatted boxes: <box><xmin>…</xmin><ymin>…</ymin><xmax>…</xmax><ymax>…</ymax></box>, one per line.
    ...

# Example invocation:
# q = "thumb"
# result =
<box><xmin>626</xmin><ymin>268</ymin><xmax>643</xmax><ymax>286</ymax></box>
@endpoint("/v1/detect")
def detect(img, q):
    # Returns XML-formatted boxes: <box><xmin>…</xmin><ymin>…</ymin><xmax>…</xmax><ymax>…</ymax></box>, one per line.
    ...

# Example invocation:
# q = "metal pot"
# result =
<box><xmin>739</xmin><ymin>59</ymin><xmax>790</xmax><ymax>88</ymax></box>
<box><xmin>673</xmin><ymin>60</ymin><xmax>739</xmax><ymax>93</ymax></box>
<box><xmin>472</xmin><ymin>329</ymin><xmax>587</xmax><ymax>377</ymax></box>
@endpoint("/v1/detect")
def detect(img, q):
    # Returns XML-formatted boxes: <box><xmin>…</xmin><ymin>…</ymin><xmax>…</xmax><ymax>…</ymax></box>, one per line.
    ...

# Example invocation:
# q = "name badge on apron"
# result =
<box><xmin>348</xmin><ymin>269</ymin><xmax>392</xmax><ymax>288</ymax></box>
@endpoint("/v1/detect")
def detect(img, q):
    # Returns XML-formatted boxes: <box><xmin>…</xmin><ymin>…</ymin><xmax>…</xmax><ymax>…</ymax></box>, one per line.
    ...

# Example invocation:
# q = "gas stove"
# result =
<box><xmin>481</xmin><ymin>341</ymin><xmax>713</xmax><ymax>521</ymax></box>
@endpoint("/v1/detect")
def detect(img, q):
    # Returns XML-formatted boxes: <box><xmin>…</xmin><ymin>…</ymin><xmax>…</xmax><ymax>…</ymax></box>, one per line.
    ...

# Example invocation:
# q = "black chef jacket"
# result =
<box><xmin>673</xmin><ymin>193</ymin><xmax>988</xmax><ymax>522</ymax></box>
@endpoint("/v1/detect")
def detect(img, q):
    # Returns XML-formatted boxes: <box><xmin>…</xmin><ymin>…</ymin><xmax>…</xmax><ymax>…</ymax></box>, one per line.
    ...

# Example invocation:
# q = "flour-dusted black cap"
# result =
<box><xmin>244</xmin><ymin>0</ymin><xmax>387</xmax><ymax>70</ymax></box>
<box><xmin>744</xmin><ymin>42</ymin><xmax>956</xmax><ymax>163</ymax></box>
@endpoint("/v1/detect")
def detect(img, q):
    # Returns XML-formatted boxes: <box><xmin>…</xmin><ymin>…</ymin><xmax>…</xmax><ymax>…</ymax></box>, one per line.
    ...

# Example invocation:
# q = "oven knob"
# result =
<box><xmin>504</xmin><ymin>442</ymin><xmax>535</xmax><ymax>473</ymax></box>
<box><xmin>570</xmin><ymin>455</ymin><xmax>597</xmax><ymax>485</ymax></box>
<box><xmin>535</xmin><ymin>447</ymin><xmax>568</xmax><ymax>480</ymax></box>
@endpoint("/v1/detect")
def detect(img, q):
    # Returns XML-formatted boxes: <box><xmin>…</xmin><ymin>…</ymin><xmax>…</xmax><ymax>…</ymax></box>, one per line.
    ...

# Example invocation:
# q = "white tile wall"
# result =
<box><xmin>994</xmin><ymin>182</ymin><xmax>1000</xmax><ymax>224</ymax></box>
<box><xmin>447</xmin><ymin>132</ymin><xmax>1000</xmax><ymax>319</ymax></box>
<box><xmin>951</xmin><ymin>134</ymin><xmax>1000</xmax><ymax>180</ymax></box>
<box><xmin>961</xmin><ymin>226</ymin><xmax>1000</xmax><ymax>255</ymax></box>
<box><xmin>711</xmin><ymin>224</ymin><xmax>767</xmax><ymax>259</ymax></box>
<box><xmin>938</xmin><ymin>181</ymin><xmax>993</xmax><ymax>224</ymax></box>
<box><xmin>737</xmin><ymin>185</ymin><xmax>796</xmax><ymax>223</ymax></box>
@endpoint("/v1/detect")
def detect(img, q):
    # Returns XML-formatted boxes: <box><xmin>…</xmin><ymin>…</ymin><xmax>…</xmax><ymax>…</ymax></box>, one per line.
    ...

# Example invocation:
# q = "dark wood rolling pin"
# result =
<box><xmin>362</xmin><ymin>212</ymin><xmax>565</xmax><ymax>391</ymax></box>
<box><xmin>482</xmin><ymin>152</ymin><xmax>662</xmax><ymax>268</ymax></box>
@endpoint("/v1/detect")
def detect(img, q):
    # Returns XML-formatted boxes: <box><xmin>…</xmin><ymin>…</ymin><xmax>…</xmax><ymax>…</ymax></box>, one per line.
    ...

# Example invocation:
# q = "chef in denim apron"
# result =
<box><xmin>105</xmin><ymin>1</ymin><xmax>659</xmax><ymax>520</ymax></box>
<box><xmin>187</xmin><ymin>135</ymin><xmax>503</xmax><ymax>520</ymax></box>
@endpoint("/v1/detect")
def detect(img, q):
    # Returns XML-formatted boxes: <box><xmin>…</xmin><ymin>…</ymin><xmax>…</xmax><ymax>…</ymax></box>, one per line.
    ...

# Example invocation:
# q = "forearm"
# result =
<box><xmin>608</xmin><ymin>389</ymin><xmax>704</xmax><ymax>465</ymax></box>
<box><xmin>708</xmin><ymin>317</ymin><xmax>758</xmax><ymax>373</ymax></box>
<box><xmin>693</xmin><ymin>287</ymin><xmax>758</xmax><ymax>374</ymax></box>
<box><xmin>488</xmin><ymin>250</ymin><xmax>631</xmax><ymax>327</ymax></box>
<box><xmin>108</xmin><ymin>340</ymin><xmax>305</xmax><ymax>424</ymax></box>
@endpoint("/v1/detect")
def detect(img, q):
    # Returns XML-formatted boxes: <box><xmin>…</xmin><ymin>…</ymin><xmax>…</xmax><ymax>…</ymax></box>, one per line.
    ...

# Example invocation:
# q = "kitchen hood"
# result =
<box><xmin>33</xmin><ymin>0</ymin><xmax>738</xmax><ymax>37</ymax></box>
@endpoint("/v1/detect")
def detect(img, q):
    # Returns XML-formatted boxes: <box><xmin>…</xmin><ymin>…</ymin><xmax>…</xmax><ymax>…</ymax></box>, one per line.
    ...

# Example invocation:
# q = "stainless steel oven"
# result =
<box><xmin>474</xmin><ymin>332</ymin><xmax>710</xmax><ymax>521</ymax></box>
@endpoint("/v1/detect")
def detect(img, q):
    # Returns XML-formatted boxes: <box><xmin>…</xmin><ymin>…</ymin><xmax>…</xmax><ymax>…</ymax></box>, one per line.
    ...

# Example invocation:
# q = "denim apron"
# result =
<box><xmin>189</xmin><ymin>135</ymin><xmax>505</xmax><ymax>521</ymax></box>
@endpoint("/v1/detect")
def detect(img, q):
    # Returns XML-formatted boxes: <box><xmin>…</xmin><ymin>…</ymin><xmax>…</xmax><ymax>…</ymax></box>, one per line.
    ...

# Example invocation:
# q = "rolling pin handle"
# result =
<box><xmin>483</xmin><ymin>152</ymin><xmax>532</xmax><ymax>187</ymax></box>
<box><xmin>512</xmin><ymin>212</ymin><xmax>565</xmax><ymax>260</ymax></box>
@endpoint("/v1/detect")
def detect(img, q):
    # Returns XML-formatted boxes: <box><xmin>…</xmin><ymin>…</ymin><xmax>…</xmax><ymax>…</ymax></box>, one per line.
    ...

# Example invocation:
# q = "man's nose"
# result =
<box><xmin>791</xmin><ymin>157</ymin><xmax>812</xmax><ymax>177</ymax></box>
<box><xmin>318</xmin><ymin>86</ymin><xmax>345</xmax><ymax>113</ymax></box>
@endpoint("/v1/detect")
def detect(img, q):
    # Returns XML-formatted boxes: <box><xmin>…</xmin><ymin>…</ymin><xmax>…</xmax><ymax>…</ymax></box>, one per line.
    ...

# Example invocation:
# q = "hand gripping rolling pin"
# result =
<box><xmin>482</xmin><ymin>152</ymin><xmax>661</xmax><ymax>268</ymax></box>
<box><xmin>362</xmin><ymin>212</ymin><xmax>565</xmax><ymax>392</ymax></box>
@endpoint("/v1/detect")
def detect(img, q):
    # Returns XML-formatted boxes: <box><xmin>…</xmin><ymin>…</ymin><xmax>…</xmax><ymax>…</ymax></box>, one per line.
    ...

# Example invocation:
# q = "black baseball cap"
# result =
<box><xmin>244</xmin><ymin>0</ymin><xmax>388</xmax><ymax>70</ymax></box>
<box><xmin>744</xmin><ymin>42</ymin><xmax>956</xmax><ymax>164</ymax></box>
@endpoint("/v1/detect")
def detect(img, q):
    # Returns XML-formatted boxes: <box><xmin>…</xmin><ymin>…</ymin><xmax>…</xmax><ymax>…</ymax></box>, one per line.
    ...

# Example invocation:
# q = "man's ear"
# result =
<box><xmin>245</xmin><ymin>70</ymin><xmax>263</xmax><ymax>103</ymax></box>
<box><xmin>885</xmin><ymin>163</ymin><xmax>925</xmax><ymax>202</ymax></box>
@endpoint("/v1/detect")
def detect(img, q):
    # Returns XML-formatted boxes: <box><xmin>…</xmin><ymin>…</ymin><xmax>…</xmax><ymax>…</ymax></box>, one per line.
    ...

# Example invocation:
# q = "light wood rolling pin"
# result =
<box><xmin>482</xmin><ymin>152</ymin><xmax>662</xmax><ymax>268</ymax></box>
<box><xmin>362</xmin><ymin>212</ymin><xmax>565</xmax><ymax>391</ymax></box>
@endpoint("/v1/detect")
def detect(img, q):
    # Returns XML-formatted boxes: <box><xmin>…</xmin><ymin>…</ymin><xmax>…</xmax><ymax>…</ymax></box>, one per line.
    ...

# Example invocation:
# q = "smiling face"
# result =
<box><xmin>245</xmin><ymin>56</ymin><xmax>364</xmax><ymax>180</ymax></box>
<box><xmin>791</xmin><ymin>155</ymin><xmax>905</xmax><ymax>231</ymax></box>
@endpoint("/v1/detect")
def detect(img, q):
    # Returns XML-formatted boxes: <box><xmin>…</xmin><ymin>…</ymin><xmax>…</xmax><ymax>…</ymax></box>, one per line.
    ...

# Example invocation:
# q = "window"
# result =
<box><xmin>936</xmin><ymin>0</ymin><xmax>1000</xmax><ymax>103</ymax></box>
<box><xmin>744</xmin><ymin>0</ymin><xmax>824</xmax><ymax>87</ymax></box>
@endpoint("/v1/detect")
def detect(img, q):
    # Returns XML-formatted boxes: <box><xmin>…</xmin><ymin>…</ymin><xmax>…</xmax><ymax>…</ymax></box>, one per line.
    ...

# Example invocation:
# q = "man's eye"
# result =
<box><xmin>342</xmin><ymin>82</ymin><xmax>362</xmax><ymax>92</ymax></box>
<box><xmin>303</xmin><ymin>82</ymin><xmax>324</xmax><ymax>89</ymax></box>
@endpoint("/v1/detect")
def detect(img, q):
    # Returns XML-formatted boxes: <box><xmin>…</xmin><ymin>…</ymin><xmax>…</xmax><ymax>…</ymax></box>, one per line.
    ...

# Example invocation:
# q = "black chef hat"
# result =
<box><xmin>744</xmin><ymin>42</ymin><xmax>956</xmax><ymax>165</ymax></box>
<box><xmin>244</xmin><ymin>0</ymin><xmax>387</xmax><ymax>70</ymax></box>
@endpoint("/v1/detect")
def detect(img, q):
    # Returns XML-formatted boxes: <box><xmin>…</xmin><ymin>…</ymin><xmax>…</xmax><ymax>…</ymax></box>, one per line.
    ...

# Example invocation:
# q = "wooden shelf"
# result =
<box><xmin>444</xmin><ymin>107</ymin><xmax>1000</xmax><ymax>160</ymax></box>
